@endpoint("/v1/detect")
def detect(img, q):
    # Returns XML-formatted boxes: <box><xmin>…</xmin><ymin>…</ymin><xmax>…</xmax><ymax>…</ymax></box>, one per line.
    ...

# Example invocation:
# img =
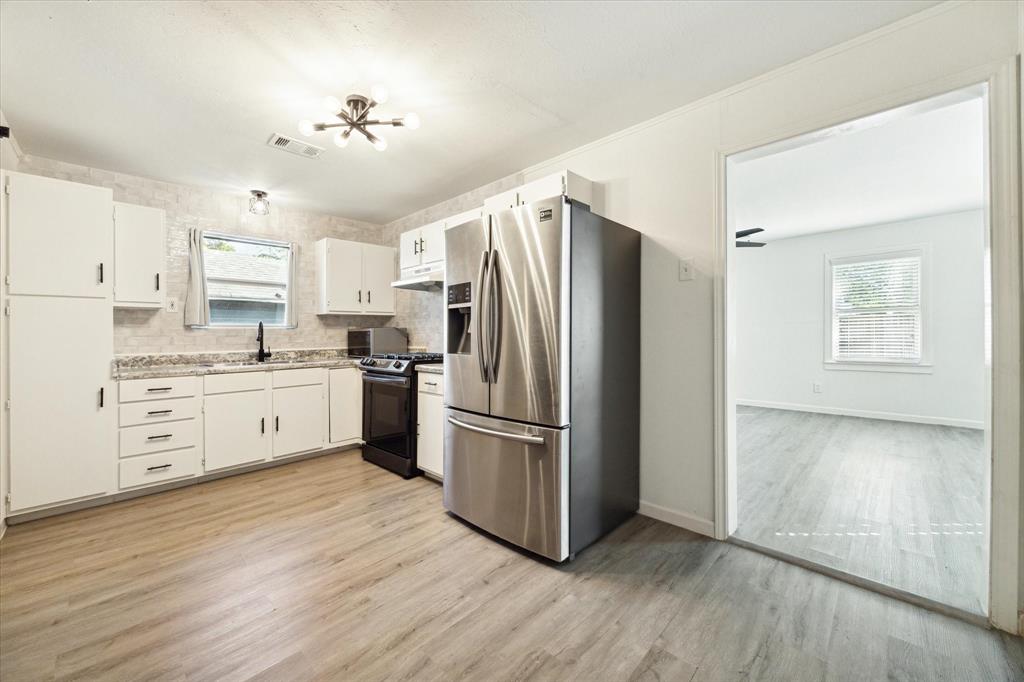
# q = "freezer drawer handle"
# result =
<box><xmin>447</xmin><ymin>416</ymin><xmax>545</xmax><ymax>446</ymax></box>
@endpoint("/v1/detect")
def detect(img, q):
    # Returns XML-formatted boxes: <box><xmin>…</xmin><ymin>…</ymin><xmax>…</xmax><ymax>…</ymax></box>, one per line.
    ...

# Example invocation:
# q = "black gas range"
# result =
<box><xmin>358</xmin><ymin>353</ymin><xmax>443</xmax><ymax>477</ymax></box>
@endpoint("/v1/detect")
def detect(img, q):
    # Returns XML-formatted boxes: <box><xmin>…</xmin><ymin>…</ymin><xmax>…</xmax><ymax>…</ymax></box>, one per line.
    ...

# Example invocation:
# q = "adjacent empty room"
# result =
<box><xmin>728</xmin><ymin>86</ymin><xmax>990</xmax><ymax>616</ymax></box>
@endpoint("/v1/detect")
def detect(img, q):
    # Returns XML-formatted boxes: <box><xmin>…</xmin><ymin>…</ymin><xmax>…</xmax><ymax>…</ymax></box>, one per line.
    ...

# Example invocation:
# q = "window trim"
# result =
<box><xmin>199</xmin><ymin>230</ymin><xmax>297</xmax><ymax>329</ymax></box>
<box><xmin>823</xmin><ymin>244</ymin><xmax>931</xmax><ymax>372</ymax></box>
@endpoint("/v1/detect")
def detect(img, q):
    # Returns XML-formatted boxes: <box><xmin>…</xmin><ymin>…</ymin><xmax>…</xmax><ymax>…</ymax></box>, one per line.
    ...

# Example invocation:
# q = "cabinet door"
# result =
<box><xmin>7</xmin><ymin>172</ymin><xmax>113</xmax><ymax>298</ymax></box>
<box><xmin>8</xmin><ymin>296</ymin><xmax>115</xmax><ymax>511</ymax></box>
<box><xmin>483</xmin><ymin>188</ymin><xmax>518</xmax><ymax>214</ymax></box>
<box><xmin>399</xmin><ymin>229</ymin><xmax>421</xmax><ymax>271</ymax></box>
<box><xmin>322</xmin><ymin>239</ymin><xmax>363</xmax><ymax>313</ymax></box>
<box><xmin>517</xmin><ymin>172</ymin><xmax>566</xmax><ymax>206</ymax></box>
<box><xmin>114</xmin><ymin>202</ymin><xmax>165</xmax><ymax>307</ymax></box>
<box><xmin>273</xmin><ymin>384</ymin><xmax>324</xmax><ymax>457</ymax></box>
<box><xmin>419</xmin><ymin>220</ymin><xmax>445</xmax><ymax>266</ymax></box>
<box><xmin>204</xmin><ymin>390</ymin><xmax>269</xmax><ymax>471</ymax></box>
<box><xmin>329</xmin><ymin>368</ymin><xmax>362</xmax><ymax>444</ymax></box>
<box><xmin>416</xmin><ymin>391</ymin><xmax>444</xmax><ymax>477</ymax></box>
<box><xmin>361</xmin><ymin>244</ymin><xmax>396</xmax><ymax>314</ymax></box>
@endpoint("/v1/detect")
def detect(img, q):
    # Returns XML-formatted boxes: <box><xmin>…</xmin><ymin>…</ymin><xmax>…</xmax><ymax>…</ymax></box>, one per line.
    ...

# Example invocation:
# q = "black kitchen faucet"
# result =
<box><xmin>257</xmin><ymin>321</ymin><xmax>272</xmax><ymax>362</ymax></box>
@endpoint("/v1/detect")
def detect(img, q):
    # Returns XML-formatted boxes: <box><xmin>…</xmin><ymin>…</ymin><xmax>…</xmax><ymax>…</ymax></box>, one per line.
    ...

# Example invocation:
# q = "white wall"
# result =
<box><xmin>735</xmin><ymin>210</ymin><xmax>985</xmax><ymax>427</ymax></box>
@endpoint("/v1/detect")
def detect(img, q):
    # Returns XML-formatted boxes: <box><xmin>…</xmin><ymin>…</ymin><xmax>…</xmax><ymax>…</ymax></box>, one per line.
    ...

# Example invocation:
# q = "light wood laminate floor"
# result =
<box><xmin>2</xmin><ymin>450</ymin><xmax>1020</xmax><ymax>681</ymax></box>
<box><xmin>736</xmin><ymin>406</ymin><xmax>988</xmax><ymax>616</ymax></box>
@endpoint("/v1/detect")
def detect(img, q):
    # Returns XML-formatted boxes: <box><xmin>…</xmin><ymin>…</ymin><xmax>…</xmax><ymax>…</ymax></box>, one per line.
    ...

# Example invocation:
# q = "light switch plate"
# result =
<box><xmin>678</xmin><ymin>257</ymin><xmax>695</xmax><ymax>281</ymax></box>
<box><xmin>166</xmin><ymin>297</ymin><xmax>179</xmax><ymax>313</ymax></box>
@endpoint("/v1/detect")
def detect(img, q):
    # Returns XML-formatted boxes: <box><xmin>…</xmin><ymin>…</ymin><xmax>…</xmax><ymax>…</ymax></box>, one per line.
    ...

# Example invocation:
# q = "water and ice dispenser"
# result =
<box><xmin>447</xmin><ymin>282</ymin><xmax>472</xmax><ymax>354</ymax></box>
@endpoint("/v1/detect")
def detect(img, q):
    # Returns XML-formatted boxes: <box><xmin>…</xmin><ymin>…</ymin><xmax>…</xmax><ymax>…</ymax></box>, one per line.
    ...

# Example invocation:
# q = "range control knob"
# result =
<box><xmin>393</xmin><ymin>360</ymin><xmax>403</xmax><ymax>369</ymax></box>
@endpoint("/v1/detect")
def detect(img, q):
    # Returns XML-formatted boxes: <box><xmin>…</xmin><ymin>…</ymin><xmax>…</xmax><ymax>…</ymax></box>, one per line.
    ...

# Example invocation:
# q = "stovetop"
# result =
<box><xmin>357</xmin><ymin>352</ymin><xmax>443</xmax><ymax>375</ymax></box>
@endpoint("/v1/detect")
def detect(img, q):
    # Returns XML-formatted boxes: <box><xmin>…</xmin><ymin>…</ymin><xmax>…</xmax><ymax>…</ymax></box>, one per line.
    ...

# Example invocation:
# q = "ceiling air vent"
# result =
<box><xmin>266</xmin><ymin>133</ymin><xmax>324</xmax><ymax>159</ymax></box>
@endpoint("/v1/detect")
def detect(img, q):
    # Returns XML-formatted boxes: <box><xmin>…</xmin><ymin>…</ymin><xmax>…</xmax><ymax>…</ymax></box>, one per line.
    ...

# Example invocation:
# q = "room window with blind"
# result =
<box><xmin>826</xmin><ymin>248</ymin><xmax>925</xmax><ymax>366</ymax></box>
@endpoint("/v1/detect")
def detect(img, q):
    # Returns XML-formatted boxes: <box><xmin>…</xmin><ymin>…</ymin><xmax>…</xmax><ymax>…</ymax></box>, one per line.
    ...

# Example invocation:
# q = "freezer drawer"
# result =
<box><xmin>443</xmin><ymin>408</ymin><xmax>568</xmax><ymax>561</ymax></box>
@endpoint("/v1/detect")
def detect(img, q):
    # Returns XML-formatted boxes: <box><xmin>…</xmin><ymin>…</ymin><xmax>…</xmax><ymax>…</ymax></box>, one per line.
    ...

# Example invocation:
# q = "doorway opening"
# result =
<box><xmin>725</xmin><ymin>84</ymin><xmax>991</xmax><ymax>617</ymax></box>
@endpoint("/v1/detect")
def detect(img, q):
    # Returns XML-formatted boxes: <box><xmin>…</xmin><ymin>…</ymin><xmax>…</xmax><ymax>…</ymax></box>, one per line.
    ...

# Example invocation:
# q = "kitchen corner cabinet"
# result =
<box><xmin>416</xmin><ymin>373</ymin><xmax>444</xmax><ymax>479</ymax></box>
<box><xmin>329</xmin><ymin>367</ymin><xmax>362</xmax><ymax>444</ymax></box>
<box><xmin>5</xmin><ymin>171</ymin><xmax>113</xmax><ymax>299</ymax></box>
<box><xmin>113</xmin><ymin>202</ymin><xmax>165</xmax><ymax>308</ymax></box>
<box><xmin>315</xmin><ymin>238</ymin><xmax>396</xmax><ymax>315</ymax></box>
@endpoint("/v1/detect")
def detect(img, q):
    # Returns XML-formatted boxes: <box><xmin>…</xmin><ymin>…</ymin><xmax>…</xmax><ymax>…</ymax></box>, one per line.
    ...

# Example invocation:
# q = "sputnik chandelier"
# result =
<box><xmin>298</xmin><ymin>86</ymin><xmax>419</xmax><ymax>152</ymax></box>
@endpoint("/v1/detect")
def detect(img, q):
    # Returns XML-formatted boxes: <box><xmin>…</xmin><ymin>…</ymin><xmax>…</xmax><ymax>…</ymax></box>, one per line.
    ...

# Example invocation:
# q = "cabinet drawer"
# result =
<box><xmin>120</xmin><ymin>420</ymin><xmax>197</xmax><ymax>457</ymax></box>
<box><xmin>119</xmin><ymin>376</ymin><xmax>198</xmax><ymax>403</ymax></box>
<box><xmin>204</xmin><ymin>371</ymin><xmax>266</xmax><ymax>395</ymax></box>
<box><xmin>119</xmin><ymin>448</ymin><xmax>197</xmax><ymax>489</ymax></box>
<box><xmin>119</xmin><ymin>396</ymin><xmax>199</xmax><ymax>427</ymax></box>
<box><xmin>417</xmin><ymin>372</ymin><xmax>443</xmax><ymax>395</ymax></box>
<box><xmin>272</xmin><ymin>367</ymin><xmax>326</xmax><ymax>389</ymax></box>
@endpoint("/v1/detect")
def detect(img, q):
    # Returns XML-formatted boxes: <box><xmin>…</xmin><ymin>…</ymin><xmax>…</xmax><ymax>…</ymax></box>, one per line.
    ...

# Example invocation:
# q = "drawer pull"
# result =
<box><xmin>147</xmin><ymin>409</ymin><xmax>173</xmax><ymax>416</ymax></box>
<box><xmin>147</xmin><ymin>433</ymin><xmax>173</xmax><ymax>440</ymax></box>
<box><xmin>146</xmin><ymin>464</ymin><xmax>172</xmax><ymax>472</ymax></box>
<box><xmin>146</xmin><ymin>387</ymin><xmax>173</xmax><ymax>393</ymax></box>
<box><xmin>424</xmin><ymin>381</ymin><xmax>438</xmax><ymax>387</ymax></box>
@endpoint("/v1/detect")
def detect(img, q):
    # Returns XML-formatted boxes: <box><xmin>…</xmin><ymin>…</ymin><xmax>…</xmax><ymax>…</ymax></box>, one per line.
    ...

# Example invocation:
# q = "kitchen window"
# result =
<box><xmin>825</xmin><ymin>247</ymin><xmax>927</xmax><ymax>369</ymax></box>
<box><xmin>201</xmin><ymin>232</ymin><xmax>295</xmax><ymax>327</ymax></box>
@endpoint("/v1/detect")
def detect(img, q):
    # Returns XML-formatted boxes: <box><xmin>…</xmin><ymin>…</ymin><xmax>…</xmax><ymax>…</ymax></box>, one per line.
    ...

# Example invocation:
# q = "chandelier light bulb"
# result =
<box><xmin>334</xmin><ymin>130</ymin><xmax>350</xmax><ymax>148</ymax></box>
<box><xmin>403</xmin><ymin>112</ymin><xmax>420</xmax><ymax>130</ymax></box>
<box><xmin>373</xmin><ymin>136</ymin><xmax>388</xmax><ymax>152</ymax></box>
<box><xmin>297</xmin><ymin>119</ymin><xmax>315</xmax><ymax>137</ymax></box>
<box><xmin>322</xmin><ymin>95</ymin><xmax>342</xmax><ymax>115</ymax></box>
<box><xmin>370</xmin><ymin>85</ymin><xmax>389</xmax><ymax>104</ymax></box>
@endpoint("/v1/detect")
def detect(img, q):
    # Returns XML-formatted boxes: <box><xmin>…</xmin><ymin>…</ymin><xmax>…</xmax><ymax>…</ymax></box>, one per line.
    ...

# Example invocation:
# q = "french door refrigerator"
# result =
<box><xmin>443</xmin><ymin>194</ymin><xmax>640</xmax><ymax>561</ymax></box>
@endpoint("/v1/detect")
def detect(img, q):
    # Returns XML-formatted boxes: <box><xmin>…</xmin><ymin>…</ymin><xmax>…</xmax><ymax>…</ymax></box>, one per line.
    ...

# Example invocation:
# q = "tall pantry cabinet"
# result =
<box><xmin>3</xmin><ymin>171</ymin><xmax>116</xmax><ymax>512</ymax></box>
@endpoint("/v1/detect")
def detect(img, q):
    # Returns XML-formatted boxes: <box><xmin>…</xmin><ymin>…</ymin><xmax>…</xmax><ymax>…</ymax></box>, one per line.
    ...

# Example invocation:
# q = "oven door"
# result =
<box><xmin>362</xmin><ymin>373</ymin><xmax>412</xmax><ymax>459</ymax></box>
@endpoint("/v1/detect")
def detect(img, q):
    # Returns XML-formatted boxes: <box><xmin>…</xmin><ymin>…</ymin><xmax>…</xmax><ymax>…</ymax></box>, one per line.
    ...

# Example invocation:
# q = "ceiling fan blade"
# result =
<box><xmin>736</xmin><ymin>241</ymin><xmax>766</xmax><ymax>248</ymax></box>
<box><xmin>735</xmin><ymin>227</ymin><xmax>765</xmax><ymax>239</ymax></box>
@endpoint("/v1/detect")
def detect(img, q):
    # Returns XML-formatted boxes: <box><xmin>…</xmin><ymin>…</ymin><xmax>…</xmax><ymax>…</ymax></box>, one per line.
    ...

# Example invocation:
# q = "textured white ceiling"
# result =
<box><xmin>0</xmin><ymin>0</ymin><xmax>938</xmax><ymax>223</ymax></box>
<box><xmin>729</xmin><ymin>95</ymin><xmax>985</xmax><ymax>242</ymax></box>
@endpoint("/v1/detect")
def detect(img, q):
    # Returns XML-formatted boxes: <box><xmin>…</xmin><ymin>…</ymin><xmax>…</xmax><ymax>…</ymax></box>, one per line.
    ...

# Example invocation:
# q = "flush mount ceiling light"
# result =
<box><xmin>298</xmin><ymin>87</ymin><xmax>419</xmax><ymax>152</ymax></box>
<box><xmin>249</xmin><ymin>190</ymin><xmax>270</xmax><ymax>215</ymax></box>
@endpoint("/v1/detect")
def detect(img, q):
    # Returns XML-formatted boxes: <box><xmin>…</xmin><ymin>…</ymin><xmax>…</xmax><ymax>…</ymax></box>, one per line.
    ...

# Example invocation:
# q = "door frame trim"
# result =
<box><xmin>712</xmin><ymin>58</ymin><xmax>1022</xmax><ymax>633</ymax></box>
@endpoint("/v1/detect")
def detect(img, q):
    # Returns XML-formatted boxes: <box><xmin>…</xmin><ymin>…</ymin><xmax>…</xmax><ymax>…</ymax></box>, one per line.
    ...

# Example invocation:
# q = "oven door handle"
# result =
<box><xmin>447</xmin><ymin>416</ymin><xmax>545</xmax><ymax>445</ymax></box>
<box><xmin>362</xmin><ymin>374</ymin><xmax>411</xmax><ymax>387</ymax></box>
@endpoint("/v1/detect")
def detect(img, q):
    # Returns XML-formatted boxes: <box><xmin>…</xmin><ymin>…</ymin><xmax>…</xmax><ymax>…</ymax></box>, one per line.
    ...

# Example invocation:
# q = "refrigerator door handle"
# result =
<box><xmin>476</xmin><ymin>250</ymin><xmax>490</xmax><ymax>383</ymax></box>
<box><xmin>447</xmin><ymin>416</ymin><xmax>545</xmax><ymax>446</ymax></box>
<box><xmin>488</xmin><ymin>249</ymin><xmax>502</xmax><ymax>383</ymax></box>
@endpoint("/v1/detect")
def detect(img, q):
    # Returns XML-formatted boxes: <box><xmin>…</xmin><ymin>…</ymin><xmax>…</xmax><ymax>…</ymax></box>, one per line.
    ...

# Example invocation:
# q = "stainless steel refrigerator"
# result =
<box><xmin>443</xmin><ymin>194</ymin><xmax>640</xmax><ymax>561</ymax></box>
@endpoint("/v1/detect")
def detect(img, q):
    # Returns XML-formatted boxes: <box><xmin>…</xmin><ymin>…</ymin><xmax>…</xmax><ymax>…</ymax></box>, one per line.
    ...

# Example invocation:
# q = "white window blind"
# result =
<box><xmin>830</xmin><ymin>253</ymin><xmax>922</xmax><ymax>362</ymax></box>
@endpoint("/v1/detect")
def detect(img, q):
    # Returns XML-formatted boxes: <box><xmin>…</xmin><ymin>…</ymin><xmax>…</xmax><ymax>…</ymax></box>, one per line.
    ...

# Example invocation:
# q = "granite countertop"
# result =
<box><xmin>416</xmin><ymin>363</ymin><xmax>444</xmax><ymax>375</ymax></box>
<box><xmin>113</xmin><ymin>348</ymin><xmax>360</xmax><ymax>380</ymax></box>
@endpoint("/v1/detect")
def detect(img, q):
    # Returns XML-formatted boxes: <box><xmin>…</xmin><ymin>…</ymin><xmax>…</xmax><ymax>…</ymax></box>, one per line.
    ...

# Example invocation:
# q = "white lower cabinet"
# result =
<box><xmin>329</xmin><ymin>367</ymin><xmax>362</xmax><ymax>444</ymax></box>
<box><xmin>416</xmin><ymin>373</ymin><xmax>444</xmax><ymax>478</ymax></box>
<box><xmin>273</xmin><ymin>384</ymin><xmax>325</xmax><ymax>457</ymax></box>
<box><xmin>204</xmin><ymin>388</ymin><xmax>270</xmax><ymax>472</ymax></box>
<box><xmin>119</xmin><ymin>449</ymin><xmax>197</xmax><ymax>489</ymax></box>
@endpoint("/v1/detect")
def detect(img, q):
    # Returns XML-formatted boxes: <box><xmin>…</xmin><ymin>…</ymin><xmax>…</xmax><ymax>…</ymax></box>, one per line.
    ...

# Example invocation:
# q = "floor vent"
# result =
<box><xmin>266</xmin><ymin>133</ymin><xmax>324</xmax><ymax>159</ymax></box>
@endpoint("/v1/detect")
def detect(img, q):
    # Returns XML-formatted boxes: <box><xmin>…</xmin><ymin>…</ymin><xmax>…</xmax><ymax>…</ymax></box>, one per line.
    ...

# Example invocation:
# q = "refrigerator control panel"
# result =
<box><xmin>447</xmin><ymin>282</ymin><xmax>471</xmax><ymax>306</ymax></box>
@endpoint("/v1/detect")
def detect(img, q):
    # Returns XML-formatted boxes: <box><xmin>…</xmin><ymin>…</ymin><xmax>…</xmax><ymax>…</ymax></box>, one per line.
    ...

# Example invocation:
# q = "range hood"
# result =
<box><xmin>391</xmin><ymin>264</ymin><xmax>444</xmax><ymax>291</ymax></box>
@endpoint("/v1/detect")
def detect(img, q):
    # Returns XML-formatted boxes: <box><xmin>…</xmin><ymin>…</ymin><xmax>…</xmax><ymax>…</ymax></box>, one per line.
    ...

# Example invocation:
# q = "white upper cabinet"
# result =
<box><xmin>484</xmin><ymin>171</ymin><xmax>594</xmax><ymax>214</ymax></box>
<box><xmin>113</xmin><ymin>202</ymin><xmax>165</xmax><ymax>308</ymax></box>
<box><xmin>399</xmin><ymin>219</ymin><xmax>445</xmax><ymax>273</ymax></box>
<box><xmin>5</xmin><ymin>171</ymin><xmax>113</xmax><ymax>298</ymax></box>
<box><xmin>483</xmin><ymin>188</ymin><xmax>519</xmax><ymax>214</ymax></box>
<box><xmin>419</xmin><ymin>220</ymin><xmax>445</xmax><ymax>266</ymax></box>
<box><xmin>316</xmin><ymin>238</ymin><xmax>396</xmax><ymax>315</ymax></box>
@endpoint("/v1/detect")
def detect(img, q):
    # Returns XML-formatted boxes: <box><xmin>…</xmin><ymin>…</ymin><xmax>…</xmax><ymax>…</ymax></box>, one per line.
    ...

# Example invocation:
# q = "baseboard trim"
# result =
<box><xmin>736</xmin><ymin>400</ymin><xmax>984</xmax><ymax>430</ymax></box>
<box><xmin>638</xmin><ymin>501</ymin><xmax>715</xmax><ymax>537</ymax></box>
